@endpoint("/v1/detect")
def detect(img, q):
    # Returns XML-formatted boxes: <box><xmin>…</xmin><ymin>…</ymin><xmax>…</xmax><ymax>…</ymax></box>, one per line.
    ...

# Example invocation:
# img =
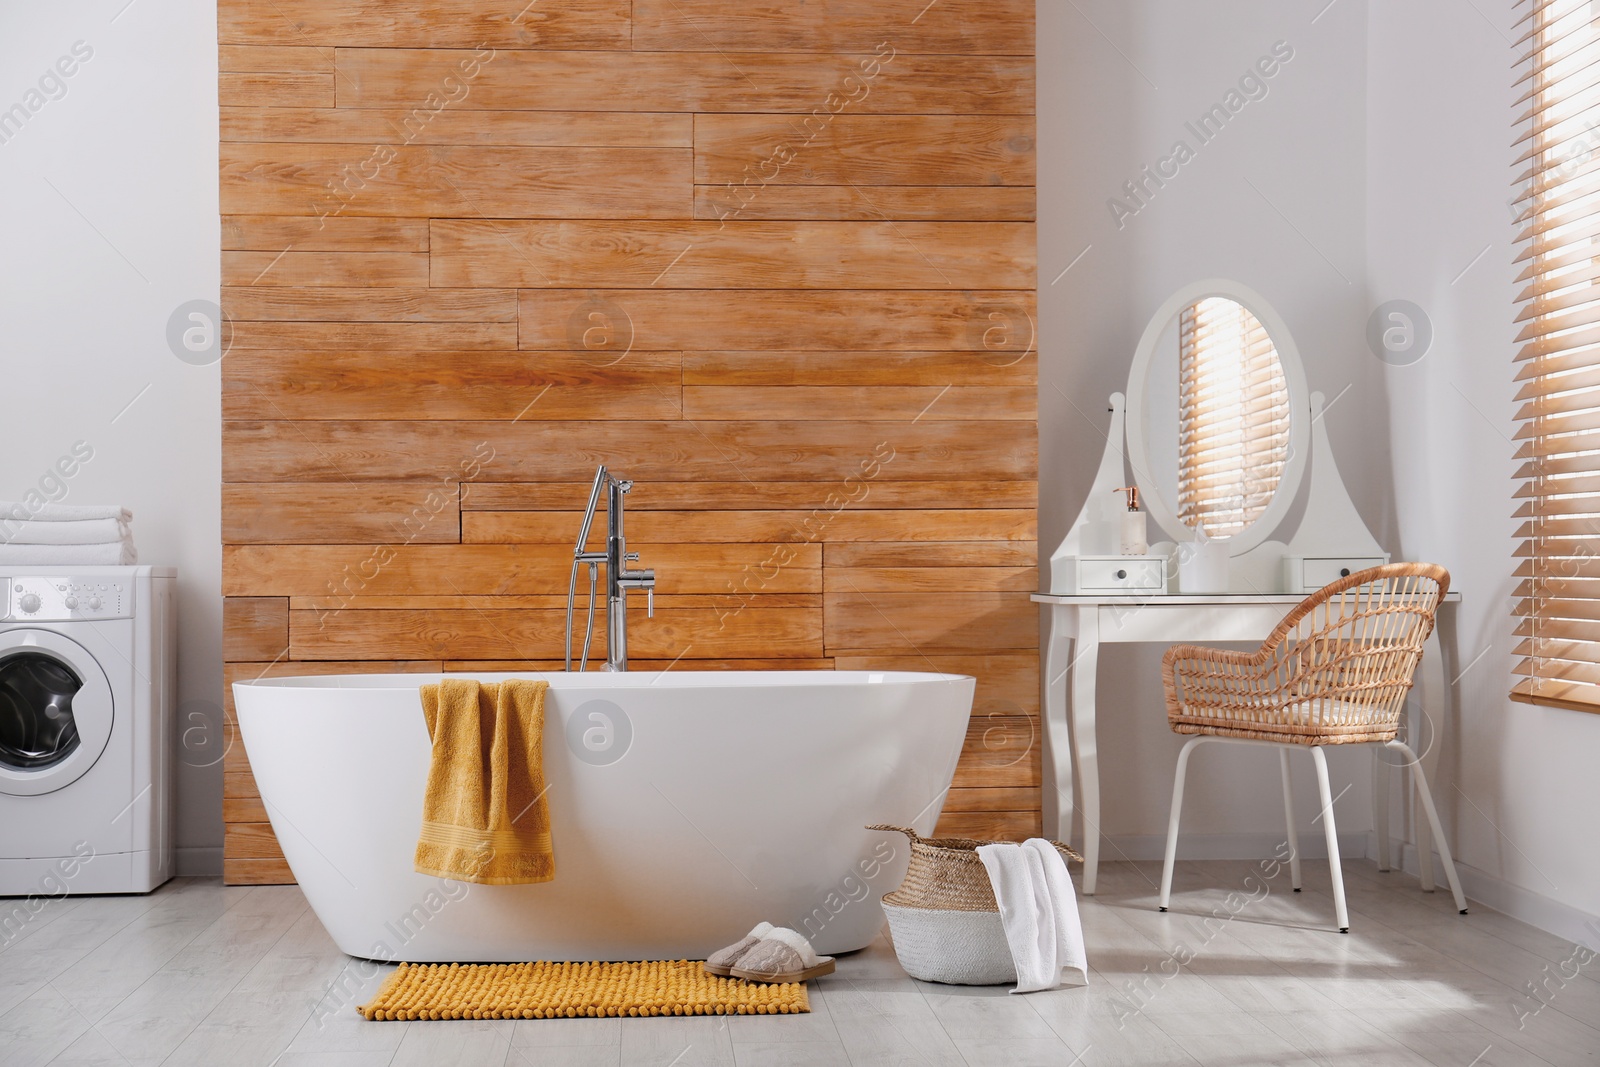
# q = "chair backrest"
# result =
<box><xmin>1260</xmin><ymin>563</ymin><xmax>1450</xmax><ymax>731</ymax></box>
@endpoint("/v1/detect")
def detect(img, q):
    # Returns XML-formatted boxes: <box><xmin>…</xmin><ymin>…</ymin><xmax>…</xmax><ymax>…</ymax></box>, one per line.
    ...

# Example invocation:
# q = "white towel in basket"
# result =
<box><xmin>976</xmin><ymin>839</ymin><xmax>1088</xmax><ymax>993</ymax></box>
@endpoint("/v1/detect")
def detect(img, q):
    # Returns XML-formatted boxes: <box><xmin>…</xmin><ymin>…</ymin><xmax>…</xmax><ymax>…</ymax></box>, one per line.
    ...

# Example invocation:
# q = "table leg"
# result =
<box><xmin>1414</xmin><ymin>628</ymin><xmax>1446</xmax><ymax>892</ymax></box>
<box><xmin>1040</xmin><ymin>604</ymin><xmax>1076</xmax><ymax>847</ymax></box>
<box><xmin>1071</xmin><ymin>608</ymin><xmax>1101</xmax><ymax>895</ymax></box>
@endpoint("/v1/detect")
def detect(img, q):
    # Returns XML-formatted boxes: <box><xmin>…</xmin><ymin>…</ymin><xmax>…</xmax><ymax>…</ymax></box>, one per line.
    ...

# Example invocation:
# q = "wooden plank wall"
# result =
<box><xmin>219</xmin><ymin>0</ymin><xmax>1038</xmax><ymax>884</ymax></box>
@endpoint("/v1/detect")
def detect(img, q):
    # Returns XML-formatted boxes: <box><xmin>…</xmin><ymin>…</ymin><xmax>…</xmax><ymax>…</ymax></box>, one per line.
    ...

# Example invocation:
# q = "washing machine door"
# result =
<box><xmin>0</xmin><ymin>629</ymin><xmax>114</xmax><ymax>796</ymax></box>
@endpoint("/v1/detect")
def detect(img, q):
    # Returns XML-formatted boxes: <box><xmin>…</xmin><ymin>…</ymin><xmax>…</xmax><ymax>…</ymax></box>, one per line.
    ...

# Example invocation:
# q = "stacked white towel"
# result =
<box><xmin>0</xmin><ymin>504</ymin><xmax>137</xmax><ymax>565</ymax></box>
<box><xmin>976</xmin><ymin>839</ymin><xmax>1089</xmax><ymax>994</ymax></box>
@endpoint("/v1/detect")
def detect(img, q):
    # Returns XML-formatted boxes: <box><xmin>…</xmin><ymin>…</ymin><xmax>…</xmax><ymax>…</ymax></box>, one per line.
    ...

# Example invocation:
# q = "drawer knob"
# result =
<box><xmin>1340</xmin><ymin>567</ymin><xmax>1351</xmax><ymax>577</ymax></box>
<box><xmin>1115</xmin><ymin>569</ymin><xmax>1127</xmax><ymax>579</ymax></box>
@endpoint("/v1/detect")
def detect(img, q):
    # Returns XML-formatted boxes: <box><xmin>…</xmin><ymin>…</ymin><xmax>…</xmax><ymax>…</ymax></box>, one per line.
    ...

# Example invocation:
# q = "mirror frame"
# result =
<box><xmin>1124</xmin><ymin>278</ymin><xmax>1309</xmax><ymax>555</ymax></box>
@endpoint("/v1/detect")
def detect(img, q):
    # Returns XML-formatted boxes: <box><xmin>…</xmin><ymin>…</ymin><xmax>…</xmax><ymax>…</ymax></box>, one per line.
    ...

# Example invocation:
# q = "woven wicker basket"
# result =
<box><xmin>869</xmin><ymin>825</ymin><xmax>1081</xmax><ymax>985</ymax></box>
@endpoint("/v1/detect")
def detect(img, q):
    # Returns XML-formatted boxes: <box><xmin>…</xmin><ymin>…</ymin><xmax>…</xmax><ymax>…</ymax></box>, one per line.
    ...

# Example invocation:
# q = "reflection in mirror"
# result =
<box><xmin>1175</xmin><ymin>297</ymin><xmax>1290</xmax><ymax>539</ymax></box>
<box><xmin>1128</xmin><ymin>279</ymin><xmax>1308</xmax><ymax>556</ymax></box>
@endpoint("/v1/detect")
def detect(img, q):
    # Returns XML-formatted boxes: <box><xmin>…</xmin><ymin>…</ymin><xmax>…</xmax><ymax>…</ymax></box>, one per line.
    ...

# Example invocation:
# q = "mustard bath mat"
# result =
<box><xmin>358</xmin><ymin>960</ymin><xmax>811</xmax><ymax>1020</ymax></box>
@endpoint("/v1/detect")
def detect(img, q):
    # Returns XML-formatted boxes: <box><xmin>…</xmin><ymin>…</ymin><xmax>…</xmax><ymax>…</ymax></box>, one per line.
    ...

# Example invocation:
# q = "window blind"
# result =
<box><xmin>1512</xmin><ymin>0</ymin><xmax>1600</xmax><ymax>713</ymax></box>
<box><xmin>1177</xmin><ymin>297</ymin><xmax>1291</xmax><ymax>539</ymax></box>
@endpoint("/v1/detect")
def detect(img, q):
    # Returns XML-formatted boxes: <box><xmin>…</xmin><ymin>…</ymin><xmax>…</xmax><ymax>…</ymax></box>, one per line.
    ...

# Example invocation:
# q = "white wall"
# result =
<box><xmin>0</xmin><ymin>1</ymin><xmax>222</xmax><ymax>872</ymax></box>
<box><xmin>1368</xmin><ymin>0</ymin><xmax>1600</xmax><ymax>933</ymax></box>
<box><xmin>1039</xmin><ymin>0</ymin><xmax>1382</xmax><ymax>858</ymax></box>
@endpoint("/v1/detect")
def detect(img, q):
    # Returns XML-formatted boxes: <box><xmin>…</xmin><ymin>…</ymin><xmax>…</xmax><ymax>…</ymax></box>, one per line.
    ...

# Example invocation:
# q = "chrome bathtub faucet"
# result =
<box><xmin>566</xmin><ymin>465</ymin><xmax>656</xmax><ymax>672</ymax></box>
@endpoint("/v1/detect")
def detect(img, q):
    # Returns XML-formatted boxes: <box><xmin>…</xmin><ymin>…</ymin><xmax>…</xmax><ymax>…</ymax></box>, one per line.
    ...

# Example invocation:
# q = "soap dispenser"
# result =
<box><xmin>1113</xmin><ymin>487</ymin><xmax>1148</xmax><ymax>555</ymax></box>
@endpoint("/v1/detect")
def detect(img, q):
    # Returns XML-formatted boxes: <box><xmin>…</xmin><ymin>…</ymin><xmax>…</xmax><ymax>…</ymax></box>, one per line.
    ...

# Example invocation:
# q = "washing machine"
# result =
<box><xmin>0</xmin><ymin>566</ymin><xmax>176</xmax><ymax>895</ymax></box>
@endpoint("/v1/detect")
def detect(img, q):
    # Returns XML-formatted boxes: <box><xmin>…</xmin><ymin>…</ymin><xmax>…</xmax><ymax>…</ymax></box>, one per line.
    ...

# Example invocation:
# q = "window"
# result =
<box><xmin>1177</xmin><ymin>297</ymin><xmax>1291</xmax><ymax>539</ymax></box>
<box><xmin>1512</xmin><ymin>0</ymin><xmax>1600</xmax><ymax>713</ymax></box>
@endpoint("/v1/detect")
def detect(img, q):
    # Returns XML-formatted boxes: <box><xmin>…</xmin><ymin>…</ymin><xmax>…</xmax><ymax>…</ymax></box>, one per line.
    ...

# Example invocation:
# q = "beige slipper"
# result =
<box><xmin>727</xmin><ymin>927</ymin><xmax>835</xmax><ymax>983</ymax></box>
<box><xmin>704</xmin><ymin>922</ymin><xmax>774</xmax><ymax>977</ymax></box>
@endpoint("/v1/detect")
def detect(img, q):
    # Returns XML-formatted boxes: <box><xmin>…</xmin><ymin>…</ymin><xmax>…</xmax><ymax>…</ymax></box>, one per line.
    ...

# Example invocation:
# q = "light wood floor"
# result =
<box><xmin>2</xmin><ymin>859</ymin><xmax>1596</xmax><ymax>1066</ymax></box>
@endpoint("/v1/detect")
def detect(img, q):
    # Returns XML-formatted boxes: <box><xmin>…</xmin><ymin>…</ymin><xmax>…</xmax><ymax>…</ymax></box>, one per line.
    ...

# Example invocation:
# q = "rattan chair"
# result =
<box><xmin>1157</xmin><ymin>563</ymin><xmax>1467</xmax><ymax>932</ymax></box>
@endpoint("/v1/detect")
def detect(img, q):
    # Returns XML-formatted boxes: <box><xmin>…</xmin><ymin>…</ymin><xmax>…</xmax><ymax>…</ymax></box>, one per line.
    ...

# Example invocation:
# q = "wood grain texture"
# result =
<box><xmin>222</xmin><ymin>0</ymin><xmax>1036</xmax><ymax>882</ymax></box>
<box><xmin>943</xmin><ymin>786</ymin><xmax>1041</xmax><ymax>812</ymax></box>
<box><xmin>463</xmin><ymin>509</ymin><xmax>1036</xmax><ymax>544</ymax></box>
<box><xmin>222</xmin><ymin>250</ymin><xmax>429</xmax><ymax>287</ymax></box>
<box><xmin>933</xmin><ymin>811</ymin><xmax>1040</xmax><ymax>840</ymax></box>
<box><xmin>824</xmin><ymin>567</ymin><xmax>1036</xmax><ymax>592</ymax></box>
<box><xmin>222</xmin><ymin>794</ymin><xmax>268</xmax><ymax>824</ymax></box>
<box><xmin>224</xmin><ymin>770</ymin><xmax>258</xmax><ymax>799</ymax></box>
<box><xmin>222</xmin><ymin>286</ymin><xmax>516</xmax><ymax>321</ymax></box>
<box><xmin>223</xmin><ymin>822</ymin><xmax>288</xmax><ymax>861</ymax></box>
<box><xmin>219</xmin><ymin>0</ymin><xmax>633</xmax><ymax>49</ymax></box>
<box><xmin>222</xmin><ymin>351</ymin><xmax>683</xmax><ymax>420</ymax></box>
<box><xmin>219</xmin><ymin>143</ymin><xmax>693</xmax><ymax>218</ymax></box>
<box><xmin>223</xmin><ymin>598</ymin><xmax>288</xmax><ymax>661</ymax></box>
<box><xmin>692</xmin><ymin>184</ymin><xmax>1036</xmax><ymax>222</ymax></box>
<box><xmin>221</xmin><ymin>107</ymin><xmax>693</xmax><ymax>147</ymax></box>
<box><xmin>694</xmin><ymin>115</ymin><xmax>1036</xmax><ymax>188</ymax></box>
<box><xmin>218</xmin><ymin>45</ymin><xmax>334</xmax><ymax>73</ymax></box>
<box><xmin>223</xmin><ymin>728</ymin><xmax>257</xmax><ymax>780</ymax></box>
<box><xmin>288</xmin><ymin>594</ymin><xmax>821</xmax><ymax>610</ymax></box>
<box><xmin>224</xmin><ymin>321</ymin><xmax>517</xmax><ymax>350</ymax></box>
<box><xmin>218</xmin><ymin>71</ymin><xmax>335</xmax><ymax>108</ymax></box>
<box><xmin>682</xmin><ymin>350</ymin><xmax>1036</xmax><ymax>387</ymax></box>
<box><xmin>428</xmin><ymin>219</ymin><xmax>1034</xmax><ymax>289</ymax></box>
<box><xmin>631</xmin><ymin>0</ymin><xmax>1033</xmax><ymax>55</ymax></box>
<box><xmin>519</xmin><ymin>289</ymin><xmax>1038</xmax><ymax>352</ymax></box>
<box><xmin>289</xmin><ymin>606</ymin><xmax>823</xmax><ymax>660</ymax></box>
<box><xmin>952</xmin><ymin>733</ymin><xmax>1039</xmax><ymax>788</ymax></box>
<box><xmin>334</xmin><ymin>49</ymin><xmax>1033</xmax><ymax>115</ymax></box>
<box><xmin>442</xmin><ymin>658</ymin><xmax>835</xmax><ymax>671</ymax></box>
<box><xmin>222</xmin><ymin>215</ymin><xmax>429</xmax><ymax>251</ymax></box>
<box><xmin>823</xmin><ymin>591</ymin><xmax>1038</xmax><ymax>652</ymax></box>
<box><xmin>461</xmin><ymin>480</ymin><xmax>1037</xmax><ymax>510</ymax></box>
<box><xmin>224</xmin><ymin>856</ymin><xmax>295</xmax><ymax>885</ymax></box>
<box><xmin>222</xmin><ymin>421</ymin><xmax>1035</xmax><ymax>482</ymax></box>
<box><xmin>681</xmin><ymin>385</ymin><xmax>1033</xmax><ymax>421</ymax></box>
<box><xmin>224</xmin><ymin>543</ymin><xmax>822</xmax><ymax>595</ymax></box>
<box><xmin>825</xmin><ymin>541</ymin><xmax>1038</xmax><ymax>567</ymax></box>
<box><xmin>222</xmin><ymin>483</ymin><xmax>461</xmax><ymax>543</ymax></box>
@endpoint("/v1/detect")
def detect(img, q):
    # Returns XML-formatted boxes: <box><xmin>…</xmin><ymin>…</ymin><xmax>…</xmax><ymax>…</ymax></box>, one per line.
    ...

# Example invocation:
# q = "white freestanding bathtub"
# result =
<box><xmin>233</xmin><ymin>670</ymin><xmax>974</xmax><ymax>962</ymax></box>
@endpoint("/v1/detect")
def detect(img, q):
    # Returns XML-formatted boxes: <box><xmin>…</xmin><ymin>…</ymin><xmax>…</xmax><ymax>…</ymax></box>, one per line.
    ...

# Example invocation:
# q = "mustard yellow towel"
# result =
<box><xmin>414</xmin><ymin>679</ymin><xmax>555</xmax><ymax>885</ymax></box>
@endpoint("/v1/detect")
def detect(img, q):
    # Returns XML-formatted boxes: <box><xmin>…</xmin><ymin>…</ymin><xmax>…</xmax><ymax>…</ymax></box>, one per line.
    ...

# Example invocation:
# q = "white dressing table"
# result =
<box><xmin>1042</xmin><ymin>279</ymin><xmax>1460</xmax><ymax>896</ymax></box>
<box><xmin>1033</xmin><ymin>590</ymin><xmax>1459</xmax><ymax>895</ymax></box>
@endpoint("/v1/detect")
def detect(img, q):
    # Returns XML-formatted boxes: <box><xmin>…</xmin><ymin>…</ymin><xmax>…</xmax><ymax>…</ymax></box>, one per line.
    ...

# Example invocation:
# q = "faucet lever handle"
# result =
<box><xmin>647</xmin><ymin>586</ymin><xmax>654</xmax><ymax>618</ymax></box>
<box><xmin>626</xmin><ymin>552</ymin><xmax>640</xmax><ymax>563</ymax></box>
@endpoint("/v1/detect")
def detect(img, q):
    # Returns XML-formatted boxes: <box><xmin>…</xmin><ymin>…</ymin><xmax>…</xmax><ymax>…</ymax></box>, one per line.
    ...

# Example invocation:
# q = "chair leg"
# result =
<box><xmin>1159</xmin><ymin>737</ymin><xmax>1205</xmax><ymax>912</ymax></box>
<box><xmin>1278</xmin><ymin>747</ymin><xmax>1302</xmax><ymax>892</ymax></box>
<box><xmin>1309</xmin><ymin>746</ymin><xmax>1350</xmax><ymax>933</ymax></box>
<box><xmin>1387</xmin><ymin>740</ymin><xmax>1469</xmax><ymax>915</ymax></box>
<box><xmin>1373</xmin><ymin>747</ymin><xmax>1391</xmax><ymax>872</ymax></box>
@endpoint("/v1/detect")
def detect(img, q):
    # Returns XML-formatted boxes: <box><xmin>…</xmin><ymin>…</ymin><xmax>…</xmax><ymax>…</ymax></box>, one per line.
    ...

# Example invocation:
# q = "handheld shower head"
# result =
<box><xmin>575</xmin><ymin>464</ymin><xmax>607</xmax><ymax>555</ymax></box>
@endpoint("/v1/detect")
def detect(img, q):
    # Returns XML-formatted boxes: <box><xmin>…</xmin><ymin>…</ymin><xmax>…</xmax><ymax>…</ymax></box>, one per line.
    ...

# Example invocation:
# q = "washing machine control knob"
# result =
<box><xmin>64</xmin><ymin>596</ymin><xmax>78</xmax><ymax>609</ymax></box>
<box><xmin>18</xmin><ymin>593</ymin><xmax>40</xmax><ymax>613</ymax></box>
<box><xmin>88</xmin><ymin>596</ymin><xmax>103</xmax><ymax>610</ymax></box>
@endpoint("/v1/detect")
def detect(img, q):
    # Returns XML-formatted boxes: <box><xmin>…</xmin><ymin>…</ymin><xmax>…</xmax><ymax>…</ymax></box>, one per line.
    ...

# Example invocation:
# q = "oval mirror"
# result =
<box><xmin>1125</xmin><ymin>280</ymin><xmax>1308</xmax><ymax>555</ymax></box>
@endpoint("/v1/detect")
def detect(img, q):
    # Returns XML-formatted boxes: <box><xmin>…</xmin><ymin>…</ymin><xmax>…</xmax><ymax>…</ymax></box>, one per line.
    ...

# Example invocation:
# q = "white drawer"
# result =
<box><xmin>1294</xmin><ymin>556</ymin><xmax>1389</xmax><ymax>592</ymax></box>
<box><xmin>1078</xmin><ymin>557</ymin><xmax>1166</xmax><ymax>592</ymax></box>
